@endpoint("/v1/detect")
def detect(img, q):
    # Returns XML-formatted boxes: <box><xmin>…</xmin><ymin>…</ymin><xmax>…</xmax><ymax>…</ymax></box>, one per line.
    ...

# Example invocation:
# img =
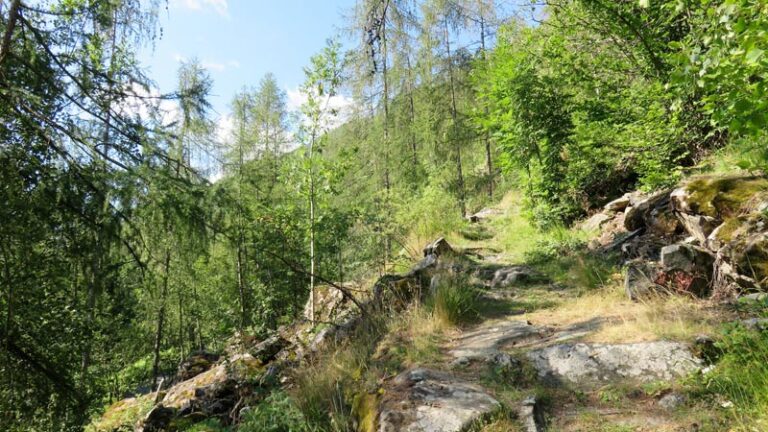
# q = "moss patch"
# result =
<box><xmin>86</xmin><ymin>393</ymin><xmax>156</xmax><ymax>432</ymax></box>
<box><xmin>352</xmin><ymin>392</ymin><xmax>379</xmax><ymax>432</ymax></box>
<box><xmin>685</xmin><ymin>176</ymin><xmax>768</xmax><ymax>219</ymax></box>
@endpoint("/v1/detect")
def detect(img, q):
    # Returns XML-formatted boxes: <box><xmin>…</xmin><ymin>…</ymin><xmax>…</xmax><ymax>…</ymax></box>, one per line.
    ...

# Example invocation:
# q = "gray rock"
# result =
<box><xmin>660</xmin><ymin>244</ymin><xmax>715</xmax><ymax>274</ymax></box>
<box><xmin>658</xmin><ymin>392</ymin><xmax>686</xmax><ymax>410</ymax></box>
<box><xmin>738</xmin><ymin>292</ymin><xmax>768</xmax><ymax>303</ymax></box>
<box><xmin>678</xmin><ymin>213</ymin><xmax>719</xmax><ymax>245</ymax></box>
<box><xmin>136</xmin><ymin>404</ymin><xmax>176</xmax><ymax>432</ymax></box>
<box><xmin>467</xmin><ymin>207</ymin><xmax>502</xmax><ymax>223</ymax></box>
<box><xmin>487</xmin><ymin>352</ymin><xmax>514</xmax><ymax>368</ymax></box>
<box><xmin>604</xmin><ymin>194</ymin><xmax>632</xmax><ymax>213</ymax></box>
<box><xmin>741</xmin><ymin>318</ymin><xmax>768</xmax><ymax>330</ymax></box>
<box><xmin>379</xmin><ymin>368</ymin><xmax>500</xmax><ymax>432</ymax></box>
<box><xmin>582</xmin><ymin>212</ymin><xmax>613</xmax><ymax>232</ymax></box>
<box><xmin>624</xmin><ymin>260</ymin><xmax>662</xmax><ymax>301</ymax></box>
<box><xmin>657</xmin><ymin>244</ymin><xmax>715</xmax><ymax>296</ymax></box>
<box><xmin>624</xmin><ymin>189</ymin><xmax>672</xmax><ymax>231</ymax></box>
<box><xmin>423</xmin><ymin>237</ymin><xmax>454</xmax><ymax>258</ymax></box>
<box><xmin>491</xmin><ymin>266</ymin><xmax>538</xmax><ymax>288</ymax></box>
<box><xmin>527</xmin><ymin>341</ymin><xmax>701</xmax><ymax>386</ymax></box>
<box><xmin>449</xmin><ymin>356</ymin><xmax>471</xmax><ymax>369</ymax></box>
<box><xmin>518</xmin><ymin>396</ymin><xmax>545</xmax><ymax>432</ymax></box>
<box><xmin>251</xmin><ymin>335</ymin><xmax>288</xmax><ymax>363</ymax></box>
<box><xmin>450</xmin><ymin>320</ymin><xmax>545</xmax><ymax>360</ymax></box>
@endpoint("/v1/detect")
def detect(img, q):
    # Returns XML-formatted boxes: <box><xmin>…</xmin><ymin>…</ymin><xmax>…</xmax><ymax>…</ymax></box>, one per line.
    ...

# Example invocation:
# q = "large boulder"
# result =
<box><xmin>670</xmin><ymin>175</ymin><xmax>768</xmax><ymax>219</ymax></box>
<box><xmin>136</xmin><ymin>404</ymin><xmax>176</xmax><ymax>432</ymax></box>
<box><xmin>378</xmin><ymin>368</ymin><xmax>500</xmax><ymax>432</ymax></box>
<box><xmin>527</xmin><ymin>341</ymin><xmax>701</xmax><ymax>387</ymax></box>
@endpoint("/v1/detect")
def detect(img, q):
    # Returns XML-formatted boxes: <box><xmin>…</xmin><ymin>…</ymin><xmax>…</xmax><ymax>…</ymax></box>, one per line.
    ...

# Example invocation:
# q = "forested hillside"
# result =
<box><xmin>2</xmin><ymin>0</ymin><xmax>768</xmax><ymax>431</ymax></box>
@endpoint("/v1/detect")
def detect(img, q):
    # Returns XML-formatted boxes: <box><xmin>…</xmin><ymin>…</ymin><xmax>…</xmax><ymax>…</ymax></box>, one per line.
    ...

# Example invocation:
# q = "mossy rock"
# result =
<box><xmin>352</xmin><ymin>391</ymin><xmax>379</xmax><ymax>432</ymax></box>
<box><xmin>86</xmin><ymin>393</ymin><xmax>156</xmax><ymax>432</ymax></box>
<box><xmin>683</xmin><ymin>175</ymin><xmax>768</xmax><ymax>219</ymax></box>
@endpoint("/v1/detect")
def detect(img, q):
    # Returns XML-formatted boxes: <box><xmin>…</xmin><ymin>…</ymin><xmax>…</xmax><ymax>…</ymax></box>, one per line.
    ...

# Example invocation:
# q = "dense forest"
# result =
<box><xmin>2</xmin><ymin>0</ymin><xmax>768</xmax><ymax>431</ymax></box>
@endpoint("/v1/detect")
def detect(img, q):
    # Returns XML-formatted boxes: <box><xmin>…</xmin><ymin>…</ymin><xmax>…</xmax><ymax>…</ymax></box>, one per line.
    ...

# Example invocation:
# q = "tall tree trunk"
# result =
<box><xmin>152</xmin><ymin>247</ymin><xmax>171</xmax><ymax>384</ymax></box>
<box><xmin>406</xmin><ymin>56</ymin><xmax>418</xmax><ymax>170</ymax></box>
<box><xmin>309</xmin><ymin>130</ymin><xmax>317</xmax><ymax>324</ymax></box>
<box><xmin>480</xmin><ymin>16</ymin><xmax>493</xmax><ymax>198</ymax></box>
<box><xmin>445</xmin><ymin>19</ymin><xmax>466</xmax><ymax>217</ymax></box>
<box><xmin>382</xmin><ymin>13</ymin><xmax>392</xmax><ymax>264</ymax></box>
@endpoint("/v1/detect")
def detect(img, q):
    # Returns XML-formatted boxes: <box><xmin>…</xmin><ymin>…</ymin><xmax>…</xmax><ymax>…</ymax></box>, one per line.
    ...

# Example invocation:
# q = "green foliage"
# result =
<box><xmin>183</xmin><ymin>419</ymin><xmax>230</xmax><ymax>432</ymax></box>
<box><xmin>238</xmin><ymin>391</ymin><xmax>309</xmax><ymax>432</ymax></box>
<box><xmin>525</xmin><ymin>230</ymin><xmax>616</xmax><ymax>290</ymax></box>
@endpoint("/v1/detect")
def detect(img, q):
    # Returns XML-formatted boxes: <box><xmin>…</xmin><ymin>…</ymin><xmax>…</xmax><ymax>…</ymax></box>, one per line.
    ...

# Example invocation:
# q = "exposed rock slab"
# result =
<box><xmin>450</xmin><ymin>319</ymin><xmax>545</xmax><ymax>360</ymax></box>
<box><xmin>378</xmin><ymin>368</ymin><xmax>499</xmax><ymax>432</ymax></box>
<box><xmin>527</xmin><ymin>341</ymin><xmax>701</xmax><ymax>386</ymax></box>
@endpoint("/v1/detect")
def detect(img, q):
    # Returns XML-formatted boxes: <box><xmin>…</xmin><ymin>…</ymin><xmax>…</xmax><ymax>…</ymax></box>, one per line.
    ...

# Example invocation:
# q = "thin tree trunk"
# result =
<box><xmin>309</xmin><ymin>130</ymin><xmax>317</xmax><ymax>324</ymax></box>
<box><xmin>406</xmin><ymin>56</ymin><xmax>418</xmax><ymax>169</ymax></box>
<box><xmin>382</xmin><ymin>14</ymin><xmax>392</xmax><ymax>264</ymax></box>
<box><xmin>236</xmin><ymin>247</ymin><xmax>247</xmax><ymax>330</ymax></box>
<box><xmin>445</xmin><ymin>19</ymin><xmax>466</xmax><ymax>217</ymax></box>
<box><xmin>2</xmin><ymin>242</ymin><xmax>14</xmax><ymax>388</ymax></box>
<box><xmin>178</xmin><ymin>285</ymin><xmax>184</xmax><ymax>360</ymax></box>
<box><xmin>480</xmin><ymin>16</ymin><xmax>493</xmax><ymax>198</ymax></box>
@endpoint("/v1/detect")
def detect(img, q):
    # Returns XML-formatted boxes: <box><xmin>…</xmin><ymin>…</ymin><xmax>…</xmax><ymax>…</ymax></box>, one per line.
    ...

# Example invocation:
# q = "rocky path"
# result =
<box><xmin>380</xmin><ymin>207</ymin><xmax>707</xmax><ymax>432</ymax></box>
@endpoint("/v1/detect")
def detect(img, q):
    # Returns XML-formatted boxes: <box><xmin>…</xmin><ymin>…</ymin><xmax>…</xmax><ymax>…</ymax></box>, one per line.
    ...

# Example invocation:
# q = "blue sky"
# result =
<box><xmin>141</xmin><ymin>0</ymin><xmax>358</xmax><ymax>118</ymax></box>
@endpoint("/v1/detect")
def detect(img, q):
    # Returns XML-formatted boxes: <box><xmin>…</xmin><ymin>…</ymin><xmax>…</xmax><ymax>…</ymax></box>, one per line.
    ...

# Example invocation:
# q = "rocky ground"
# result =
<box><xmin>90</xmin><ymin>173</ymin><xmax>768</xmax><ymax>432</ymax></box>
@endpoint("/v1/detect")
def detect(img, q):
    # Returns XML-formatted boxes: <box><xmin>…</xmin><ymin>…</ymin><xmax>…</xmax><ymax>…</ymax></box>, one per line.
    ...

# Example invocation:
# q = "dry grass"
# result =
<box><xmin>374</xmin><ymin>304</ymin><xmax>455</xmax><ymax>368</ymax></box>
<box><xmin>525</xmin><ymin>282</ymin><xmax>727</xmax><ymax>344</ymax></box>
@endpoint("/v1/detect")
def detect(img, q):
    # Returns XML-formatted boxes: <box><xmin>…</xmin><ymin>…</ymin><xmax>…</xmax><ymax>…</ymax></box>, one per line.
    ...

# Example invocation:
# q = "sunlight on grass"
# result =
<box><xmin>526</xmin><ymin>283</ymin><xmax>724</xmax><ymax>343</ymax></box>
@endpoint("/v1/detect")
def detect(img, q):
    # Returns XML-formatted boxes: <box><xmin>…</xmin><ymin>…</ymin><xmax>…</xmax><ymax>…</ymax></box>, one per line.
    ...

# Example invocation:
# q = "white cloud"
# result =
<box><xmin>118</xmin><ymin>83</ymin><xmax>180</xmax><ymax>127</ymax></box>
<box><xmin>202</xmin><ymin>61</ymin><xmax>227</xmax><ymax>72</ymax></box>
<box><xmin>286</xmin><ymin>87</ymin><xmax>355</xmax><ymax>130</ymax></box>
<box><xmin>171</xmin><ymin>0</ymin><xmax>229</xmax><ymax>18</ymax></box>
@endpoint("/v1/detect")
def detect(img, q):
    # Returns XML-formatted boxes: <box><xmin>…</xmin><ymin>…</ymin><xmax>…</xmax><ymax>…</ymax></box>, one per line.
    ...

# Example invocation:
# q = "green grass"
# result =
<box><xmin>690</xmin><ymin>321</ymin><xmax>768</xmax><ymax>430</ymax></box>
<box><xmin>429</xmin><ymin>274</ymin><xmax>481</xmax><ymax>327</ymax></box>
<box><xmin>238</xmin><ymin>391</ymin><xmax>310</xmax><ymax>432</ymax></box>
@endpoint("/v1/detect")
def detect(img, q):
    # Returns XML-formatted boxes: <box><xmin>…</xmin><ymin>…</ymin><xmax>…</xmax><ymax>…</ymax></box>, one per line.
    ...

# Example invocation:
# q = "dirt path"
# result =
<box><xmin>380</xmin><ymin>206</ymin><xmax>709</xmax><ymax>432</ymax></box>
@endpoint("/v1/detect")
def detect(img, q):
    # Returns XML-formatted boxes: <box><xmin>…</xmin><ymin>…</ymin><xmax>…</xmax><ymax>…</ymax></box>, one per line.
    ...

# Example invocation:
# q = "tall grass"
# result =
<box><xmin>289</xmin><ymin>316</ymin><xmax>387</xmax><ymax>432</ymax></box>
<box><xmin>429</xmin><ymin>274</ymin><xmax>480</xmax><ymax>327</ymax></box>
<box><xmin>698</xmin><ymin>323</ymin><xmax>768</xmax><ymax>430</ymax></box>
